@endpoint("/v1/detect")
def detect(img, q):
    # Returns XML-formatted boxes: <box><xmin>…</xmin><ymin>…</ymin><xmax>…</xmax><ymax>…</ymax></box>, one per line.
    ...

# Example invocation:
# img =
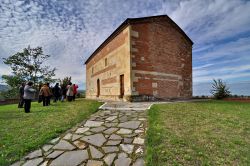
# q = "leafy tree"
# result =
<box><xmin>60</xmin><ymin>76</ymin><xmax>71</xmax><ymax>88</ymax></box>
<box><xmin>210</xmin><ymin>79</ymin><xmax>231</xmax><ymax>99</ymax></box>
<box><xmin>0</xmin><ymin>75</ymin><xmax>24</xmax><ymax>99</ymax></box>
<box><xmin>2</xmin><ymin>46</ymin><xmax>56</xmax><ymax>88</ymax></box>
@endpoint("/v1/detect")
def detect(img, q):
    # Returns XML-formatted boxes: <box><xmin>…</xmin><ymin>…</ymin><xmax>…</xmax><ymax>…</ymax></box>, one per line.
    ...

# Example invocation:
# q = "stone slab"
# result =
<box><xmin>84</xmin><ymin>120</ymin><xmax>104</xmax><ymax>127</ymax></box>
<box><xmin>109</xmin><ymin>134</ymin><xmax>122</xmax><ymax>140</ymax></box>
<box><xmin>24</xmin><ymin>149</ymin><xmax>42</xmax><ymax>159</ymax></box>
<box><xmin>75</xmin><ymin>127</ymin><xmax>89</xmax><ymax>134</ymax></box>
<box><xmin>114</xmin><ymin>157</ymin><xmax>131</xmax><ymax>166</ymax></box>
<box><xmin>50</xmin><ymin>150</ymin><xmax>88</xmax><ymax>166</ymax></box>
<box><xmin>89</xmin><ymin>126</ymin><xmax>106</xmax><ymax>133</ymax></box>
<box><xmin>106</xmin><ymin>116</ymin><xmax>117</xmax><ymax>121</ymax></box>
<box><xmin>117</xmin><ymin>128</ymin><xmax>132</xmax><ymax>134</ymax></box>
<box><xmin>133</xmin><ymin>137</ymin><xmax>144</xmax><ymax>145</ymax></box>
<box><xmin>42</xmin><ymin>145</ymin><xmax>53</xmax><ymax>152</ymax></box>
<box><xmin>118</xmin><ymin>121</ymin><xmax>141</xmax><ymax>129</ymax></box>
<box><xmin>23</xmin><ymin>158</ymin><xmax>43</xmax><ymax>166</ymax></box>
<box><xmin>120</xmin><ymin>144</ymin><xmax>134</xmax><ymax>154</ymax></box>
<box><xmin>106</xmin><ymin>140</ymin><xmax>121</xmax><ymax>146</ymax></box>
<box><xmin>63</xmin><ymin>133</ymin><xmax>72</xmax><ymax>140</ymax></box>
<box><xmin>53</xmin><ymin>140</ymin><xmax>76</xmax><ymax>150</ymax></box>
<box><xmin>46</xmin><ymin>150</ymin><xmax>64</xmax><ymax>159</ymax></box>
<box><xmin>72</xmin><ymin>134</ymin><xmax>82</xmax><ymax>141</ymax></box>
<box><xmin>102</xmin><ymin>146</ymin><xmax>119</xmax><ymax>153</ymax></box>
<box><xmin>73</xmin><ymin>140</ymin><xmax>87</xmax><ymax>149</ymax></box>
<box><xmin>104</xmin><ymin>153</ymin><xmax>116</xmax><ymax>166</ymax></box>
<box><xmin>133</xmin><ymin>158</ymin><xmax>144</xmax><ymax>166</ymax></box>
<box><xmin>89</xmin><ymin>145</ymin><xmax>104</xmax><ymax>159</ymax></box>
<box><xmin>86</xmin><ymin>160</ymin><xmax>103</xmax><ymax>166</ymax></box>
<box><xmin>103</xmin><ymin>128</ymin><xmax>119</xmax><ymax>134</ymax></box>
<box><xmin>81</xmin><ymin>133</ymin><xmax>106</xmax><ymax>147</ymax></box>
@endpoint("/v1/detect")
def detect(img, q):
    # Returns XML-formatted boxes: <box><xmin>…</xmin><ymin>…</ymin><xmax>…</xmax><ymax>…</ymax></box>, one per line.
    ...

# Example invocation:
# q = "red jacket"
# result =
<box><xmin>73</xmin><ymin>84</ymin><xmax>78</xmax><ymax>94</ymax></box>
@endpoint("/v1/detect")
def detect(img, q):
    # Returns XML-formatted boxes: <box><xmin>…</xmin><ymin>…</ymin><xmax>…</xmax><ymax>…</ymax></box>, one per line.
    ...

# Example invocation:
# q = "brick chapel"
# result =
<box><xmin>85</xmin><ymin>15</ymin><xmax>193</xmax><ymax>101</ymax></box>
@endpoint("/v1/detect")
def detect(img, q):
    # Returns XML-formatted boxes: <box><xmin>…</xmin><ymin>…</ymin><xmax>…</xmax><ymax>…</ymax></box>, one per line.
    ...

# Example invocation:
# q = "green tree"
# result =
<box><xmin>210</xmin><ymin>79</ymin><xmax>231</xmax><ymax>99</ymax></box>
<box><xmin>0</xmin><ymin>75</ymin><xmax>24</xmax><ymax>99</ymax></box>
<box><xmin>2</xmin><ymin>46</ymin><xmax>56</xmax><ymax>98</ymax></box>
<box><xmin>60</xmin><ymin>76</ymin><xmax>71</xmax><ymax>88</ymax></box>
<box><xmin>2</xmin><ymin>46</ymin><xmax>56</xmax><ymax>87</ymax></box>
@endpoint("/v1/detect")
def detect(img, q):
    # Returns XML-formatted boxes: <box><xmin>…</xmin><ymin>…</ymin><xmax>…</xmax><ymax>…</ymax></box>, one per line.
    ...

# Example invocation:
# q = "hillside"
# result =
<box><xmin>0</xmin><ymin>84</ymin><xmax>8</xmax><ymax>92</ymax></box>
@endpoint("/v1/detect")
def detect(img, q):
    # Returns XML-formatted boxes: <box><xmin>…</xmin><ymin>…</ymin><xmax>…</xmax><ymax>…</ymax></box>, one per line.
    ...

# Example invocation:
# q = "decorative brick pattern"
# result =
<box><xmin>131</xmin><ymin>19</ymin><xmax>192</xmax><ymax>100</ymax></box>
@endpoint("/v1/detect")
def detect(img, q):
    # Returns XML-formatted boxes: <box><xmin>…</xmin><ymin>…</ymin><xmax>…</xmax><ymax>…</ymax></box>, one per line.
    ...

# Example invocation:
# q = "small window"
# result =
<box><xmin>105</xmin><ymin>58</ymin><xmax>108</xmax><ymax>66</ymax></box>
<box><xmin>92</xmin><ymin>67</ymin><xmax>94</xmax><ymax>74</ymax></box>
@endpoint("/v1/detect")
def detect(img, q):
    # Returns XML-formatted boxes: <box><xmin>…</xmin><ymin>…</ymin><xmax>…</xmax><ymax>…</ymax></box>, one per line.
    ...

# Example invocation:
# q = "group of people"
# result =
<box><xmin>18</xmin><ymin>81</ymin><xmax>79</xmax><ymax>113</ymax></box>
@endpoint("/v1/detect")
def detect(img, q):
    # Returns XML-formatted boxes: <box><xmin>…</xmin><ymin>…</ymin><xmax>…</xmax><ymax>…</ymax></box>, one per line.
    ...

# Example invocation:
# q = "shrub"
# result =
<box><xmin>210</xmin><ymin>79</ymin><xmax>231</xmax><ymax>99</ymax></box>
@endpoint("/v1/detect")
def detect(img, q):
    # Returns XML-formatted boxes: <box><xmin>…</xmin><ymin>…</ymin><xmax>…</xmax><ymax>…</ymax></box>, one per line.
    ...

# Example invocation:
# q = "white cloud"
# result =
<box><xmin>194</xmin><ymin>72</ymin><xmax>250</xmax><ymax>83</ymax></box>
<box><xmin>169</xmin><ymin>0</ymin><xmax>250</xmax><ymax>44</ymax></box>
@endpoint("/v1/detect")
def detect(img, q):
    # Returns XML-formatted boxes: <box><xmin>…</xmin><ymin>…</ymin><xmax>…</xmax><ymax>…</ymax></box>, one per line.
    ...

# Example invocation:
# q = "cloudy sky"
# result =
<box><xmin>0</xmin><ymin>0</ymin><xmax>250</xmax><ymax>93</ymax></box>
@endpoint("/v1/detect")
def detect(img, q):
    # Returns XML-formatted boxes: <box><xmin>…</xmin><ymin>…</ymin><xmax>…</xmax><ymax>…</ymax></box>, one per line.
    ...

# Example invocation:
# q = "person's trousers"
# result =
<box><xmin>67</xmin><ymin>96</ymin><xmax>73</xmax><ymax>102</ymax></box>
<box><xmin>18</xmin><ymin>96</ymin><xmax>24</xmax><ymax>108</ymax></box>
<box><xmin>54</xmin><ymin>96</ymin><xmax>60</xmax><ymax>102</ymax></box>
<box><xmin>43</xmin><ymin>97</ymin><xmax>49</xmax><ymax>106</ymax></box>
<box><xmin>48</xmin><ymin>96</ymin><xmax>51</xmax><ymax>105</ymax></box>
<box><xmin>61</xmin><ymin>95</ymin><xmax>65</xmax><ymax>102</ymax></box>
<box><xmin>24</xmin><ymin>99</ymin><xmax>31</xmax><ymax>113</ymax></box>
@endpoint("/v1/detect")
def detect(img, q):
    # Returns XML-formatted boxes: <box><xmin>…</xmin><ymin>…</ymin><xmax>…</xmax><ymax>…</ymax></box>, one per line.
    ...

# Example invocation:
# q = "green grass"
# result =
<box><xmin>146</xmin><ymin>101</ymin><xmax>250</xmax><ymax>166</ymax></box>
<box><xmin>0</xmin><ymin>99</ymin><xmax>102</xmax><ymax>166</ymax></box>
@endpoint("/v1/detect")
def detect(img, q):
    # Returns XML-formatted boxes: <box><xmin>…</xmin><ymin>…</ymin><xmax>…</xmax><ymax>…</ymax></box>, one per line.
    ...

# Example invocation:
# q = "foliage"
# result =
<box><xmin>146</xmin><ymin>101</ymin><xmax>250</xmax><ymax>165</ymax></box>
<box><xmin>59</xmin><ymin>76</ymin><xmax>71</xmax><ymax>88</ymax></box>
<box><xmin>0</xmin><ymin>99</ymin><xmax>102</xmax><ymax>165</ymax></box>
<box><xmin>77</xmin><ymin>90</ymin><xmax>86</xmax><ymax>98</ymax></box>
<box><xmin>0</xmin><ymin>75</ymin><xmax>23</xmax><ymax>99</ymax></box>
<box><xmin>0</xmin><ymin>88</ymin><xmax>19</xmax><ymax>99</ymax></box>
<box><xmin>210</xmin><ymin>79</ymin><xmax>231</xmax><ymax>99</ymax></box>
<box><xmin>2</xmin><ymin>46</ymin><xmax>56</xmax><ymax>88</ymax></box>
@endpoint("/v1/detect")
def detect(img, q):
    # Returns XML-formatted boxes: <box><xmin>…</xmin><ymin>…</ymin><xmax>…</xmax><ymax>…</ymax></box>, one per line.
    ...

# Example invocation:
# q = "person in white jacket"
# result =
<box><xmin>23</xmin><ymin>82</ymin><xmax>36</xmax><ymax>113</ymax></box>
<box><xmin>66</xmin><ymin>82</ymin><xmax>74</xmax><ymax>102</ymax></box>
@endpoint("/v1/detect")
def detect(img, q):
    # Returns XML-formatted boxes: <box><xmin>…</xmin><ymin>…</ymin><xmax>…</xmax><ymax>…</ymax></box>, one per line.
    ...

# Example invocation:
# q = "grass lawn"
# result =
<box><xmin>146</xmin><ymin>101</ymin><xmax>250</xmax><ymax>166</ymax></box>
<box><xmin>0</xmin><ymin>99</ymin><xmax>102</xmax><ymax>166</ymax></box>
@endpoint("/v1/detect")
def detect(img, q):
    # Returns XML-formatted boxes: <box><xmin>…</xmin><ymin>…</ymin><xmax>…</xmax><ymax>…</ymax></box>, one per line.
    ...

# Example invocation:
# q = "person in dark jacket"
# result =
<box><xmin>60</xmin><ymin>85</ymin><xmax>67</xmax><ymax>102</ymax></box>
<box><xmin>53</xmin><ymin>83</ymin><xmax>61</xmax><ymax>102</ymax></box>
<box><xmin>23</xmin><ymin>82</ymin><xmax>36</xmax><ymax>113</ymax></box>
<box><xmin>18</xmin><ymin>83</ymin><xmax>25</xmax><ymax>108</ymax></box>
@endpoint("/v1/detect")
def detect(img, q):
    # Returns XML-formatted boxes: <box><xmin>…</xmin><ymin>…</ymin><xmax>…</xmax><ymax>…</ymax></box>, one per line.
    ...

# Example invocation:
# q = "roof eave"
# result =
<box><xmin>84</xmin><ymin>15</ymin><xmax>194</xmax><ymax>65</ymax></box>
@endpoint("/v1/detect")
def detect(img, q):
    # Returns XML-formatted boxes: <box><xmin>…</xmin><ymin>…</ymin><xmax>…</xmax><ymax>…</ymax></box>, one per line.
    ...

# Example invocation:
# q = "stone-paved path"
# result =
<box><xmin>12</xmin><ymin>102</ymin><xmax>151</xmax><ymax>166</ymax></box>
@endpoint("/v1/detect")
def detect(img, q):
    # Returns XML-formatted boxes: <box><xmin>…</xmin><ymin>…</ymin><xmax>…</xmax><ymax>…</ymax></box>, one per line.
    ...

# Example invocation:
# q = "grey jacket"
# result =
<box><xmin>23</xmin><ymin>85</ymin><xmax>36</xmax><ymax>99</ymax></box>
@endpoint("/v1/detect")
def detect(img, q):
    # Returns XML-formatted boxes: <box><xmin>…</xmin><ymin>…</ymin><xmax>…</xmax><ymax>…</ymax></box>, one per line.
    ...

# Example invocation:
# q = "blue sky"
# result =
<box><xmin>0</xmin><ymin>0</ymin><xmax>250</xmax><ymax>93</ymax></box>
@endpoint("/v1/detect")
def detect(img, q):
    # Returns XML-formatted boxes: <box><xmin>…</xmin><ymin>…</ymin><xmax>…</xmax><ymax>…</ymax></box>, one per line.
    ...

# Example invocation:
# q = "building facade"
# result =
<box><xmin>85</xmin><ymin>15</ymin><xmax>193</xmax><ymax>101</ymax></box>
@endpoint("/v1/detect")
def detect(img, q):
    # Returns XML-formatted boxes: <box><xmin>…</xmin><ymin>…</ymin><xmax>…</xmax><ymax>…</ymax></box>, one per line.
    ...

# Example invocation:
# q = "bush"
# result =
<box><xmin>210</xmin><ymin>79</ymin><xmax>231</xmax><ymax>99</ymax></box>
<box><xmin>0</xmin><ymin>88</ymin><xmax>19</xmax><ymax>99</ymax></box>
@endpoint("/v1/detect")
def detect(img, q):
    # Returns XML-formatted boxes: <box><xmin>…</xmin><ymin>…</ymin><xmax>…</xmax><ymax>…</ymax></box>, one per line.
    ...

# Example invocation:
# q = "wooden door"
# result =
<box><xmin>97</xmin><ymin>79</ymin><xmax>100</xmax><ymax>97</ymax></box>
<box><xmin>120</xmin><ymin>75</ymin><xmax>124</xmax><ymax>98</ymax></box>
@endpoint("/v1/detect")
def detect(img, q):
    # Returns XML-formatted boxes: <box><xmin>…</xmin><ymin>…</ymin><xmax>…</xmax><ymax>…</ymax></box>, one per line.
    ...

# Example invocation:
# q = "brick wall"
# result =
<box><xmin>131</xmin><ymin>19</ymin><xmax>192</xmax><ymax>100</ymax></box>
